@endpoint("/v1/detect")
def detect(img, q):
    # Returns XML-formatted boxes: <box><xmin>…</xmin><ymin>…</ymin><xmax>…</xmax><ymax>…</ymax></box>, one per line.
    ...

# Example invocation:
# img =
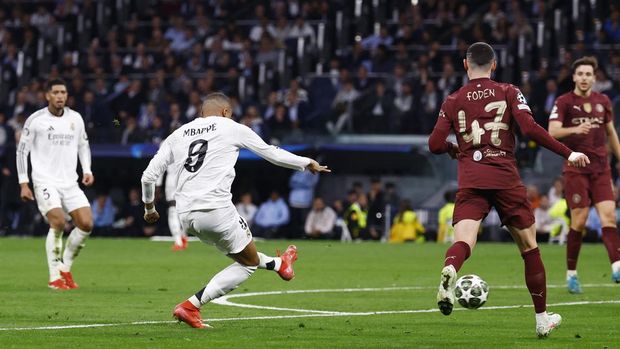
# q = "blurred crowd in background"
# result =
<box><xmin>2</xmin><ymin>0</ymin><xmax>620</xmax><ymax>239</ymax></box>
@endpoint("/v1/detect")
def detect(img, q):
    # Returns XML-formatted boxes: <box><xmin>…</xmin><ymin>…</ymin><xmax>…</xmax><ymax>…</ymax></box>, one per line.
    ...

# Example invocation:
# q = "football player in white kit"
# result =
<box><xmin>156</xmin><ymin>163</ymin><xmax>188</xmax><ymax>251</ymax></box>
<box><xmin>141</xmin><ymin>92</ymin><xmax>330</xmax><ymax>328</ymax></box>
<box><xmin>17</xmin><ymin>79</ymin><xmax>94</xmax><ymax>290</ymax></box>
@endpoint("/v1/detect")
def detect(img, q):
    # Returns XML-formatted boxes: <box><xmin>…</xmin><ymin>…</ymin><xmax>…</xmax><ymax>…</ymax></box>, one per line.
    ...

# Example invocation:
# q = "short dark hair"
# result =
<box><xmin>204</xmin><ymin>92</ymin><xmax>230</xmax><ymax>106</ymax></box>
<box><xmin>46</xmin><ymin>78</ymin><xmax>67</xmax><ymax>91</ymax></box>
<box><xmin>571</xmin><ymin>56</ymin><xmax>598</xmax><ymax>74</ymax></box>
<box><xmin>466</xmin><ymin>42</ymin><xmax>496</xmax><ymax>68</ymax></box>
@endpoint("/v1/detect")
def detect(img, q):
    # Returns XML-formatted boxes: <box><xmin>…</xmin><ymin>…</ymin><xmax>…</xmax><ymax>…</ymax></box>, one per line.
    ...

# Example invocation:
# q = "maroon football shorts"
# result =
<box><xmin>453</xmin><ymin>185</ymin><xmax>535</xmax><ymax>229</ymax></box>
<box><xmin>564</xmin><ymin>169</ymin><xmax>615</xmax><ymax>210</ymax></box>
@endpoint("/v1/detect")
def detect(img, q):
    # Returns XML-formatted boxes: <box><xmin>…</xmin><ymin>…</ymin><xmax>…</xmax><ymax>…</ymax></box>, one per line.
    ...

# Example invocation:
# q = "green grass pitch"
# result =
<box><xmin>0</xmin><ymin>238</ymin><xmax>618</xmax><ymax>348</ymax></box>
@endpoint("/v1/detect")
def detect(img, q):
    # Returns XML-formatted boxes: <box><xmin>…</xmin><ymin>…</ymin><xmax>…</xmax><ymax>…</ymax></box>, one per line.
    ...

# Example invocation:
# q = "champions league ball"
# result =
<box><xmin>455</xmin><ymin>274</ymin><xmax>489</xmax><ymax>309</ymax></box>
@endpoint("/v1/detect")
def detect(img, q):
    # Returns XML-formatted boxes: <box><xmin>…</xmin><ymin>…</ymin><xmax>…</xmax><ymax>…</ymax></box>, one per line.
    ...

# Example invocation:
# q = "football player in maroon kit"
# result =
<box><xmin>548</xmin><ymin>56</ymin><xmax>620</xmax><ymax>293</ymax></box>
<box><xmin>428</xmin><ymin>42</ymin><xmax>589</xmax><ymax>338</ymax></box>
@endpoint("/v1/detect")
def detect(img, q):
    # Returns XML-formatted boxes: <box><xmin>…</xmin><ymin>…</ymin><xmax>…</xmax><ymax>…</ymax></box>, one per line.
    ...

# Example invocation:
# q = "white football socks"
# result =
<box><xmin>62</xmin><ymin>227</ymin><xmax>90</xmax><ymax>272</ymax></box>
<box><xmin>535</xmin><ymin>311</ymin><xmax>548</xmax><ymax>323</ymax></box>
<box><xmin>566</xmin><ymin>270</ymin><xmax>577</xmax><ymax>280</ymax></box>
<box><xmin>168</xmin><ymin>206</ymin><xmax>185</xmax><ymax>246</ymax></box>
<box><xmin>258</xmin><ymin>252</ymin><xmax>282</xmax><ymax>272</ymax></box>
<box><xmin>189</xmin><ymin>262</ymin><xmax>257</xmax><ymax>308</ymax></box>
<box><xmin>46</xmin><ymin>228</ymin><xmax>63</xmax><ymax>281</ymax></box>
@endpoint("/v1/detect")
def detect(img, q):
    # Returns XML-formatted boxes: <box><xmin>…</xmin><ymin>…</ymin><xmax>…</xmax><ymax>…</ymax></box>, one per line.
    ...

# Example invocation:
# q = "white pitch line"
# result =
<box><xmin>2</xmin><ymin>300</ymin><xmax>619</xmax><ymax>331</ymax></box>
<box><xmin>1</xmin><ymin>285</ymin><xmax>619</xmax><ymax>332</ymax></box>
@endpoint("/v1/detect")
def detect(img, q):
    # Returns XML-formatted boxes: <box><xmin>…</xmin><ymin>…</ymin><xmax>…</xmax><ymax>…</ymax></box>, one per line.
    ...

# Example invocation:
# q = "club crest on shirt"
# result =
<box><xmin>473</xmin><ymin>150</ymin><xmax>483</xmax><ymax>162</ymax></box>
<box><xmin>596</xmin><ymin>103</ymin><xmax>604</xmax><ymax>113</ymax></box>
<box><xmin>583</xmin><ymin>103</ymin><xmax>592</xmax><ymax>113</ymax></box>
<box><xmin>572</xmin><ymin>194</ymin><xmax>582</xmax><ymax>204</ymax></box>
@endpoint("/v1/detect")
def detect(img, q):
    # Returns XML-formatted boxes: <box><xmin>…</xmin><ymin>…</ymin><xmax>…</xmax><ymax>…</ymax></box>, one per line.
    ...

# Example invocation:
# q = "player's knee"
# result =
<box><xmin>48</xmin><ymin>215</ymin><xmax>65</xmax><ymax>230</ymax></box>
<box><xmin>79</xmin><ymin>221</ymin><xmax>94</xmax><ymax>232</ymax></box>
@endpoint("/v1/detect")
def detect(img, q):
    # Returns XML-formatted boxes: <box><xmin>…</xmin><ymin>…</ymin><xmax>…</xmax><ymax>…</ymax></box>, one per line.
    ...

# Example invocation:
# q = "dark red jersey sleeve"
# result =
<box><xmin>428</xmin><ymin>102</ymin><xmax>454</xmax><ymax>154</ymax></box>
<box><xmin>604</xmin><ymin>94</ymin><xmax>614</xmax><ymax>124</ymax></box>
<box><xmin>507</xmin><ymin>85</ymin><xmax>572</xmax><ymax>159</ymax></box>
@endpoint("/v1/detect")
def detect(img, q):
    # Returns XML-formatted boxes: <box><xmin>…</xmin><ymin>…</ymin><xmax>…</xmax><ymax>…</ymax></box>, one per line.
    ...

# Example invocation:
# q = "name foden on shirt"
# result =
<box><xmin>184</xmin><ymin>123</ymin><xmax>217</xmax><ymax>137</ymax></box>
<box><xmin>466</xmin><ymin>89</ymin><xmax>496</xmax><ymax>101</ymax></box>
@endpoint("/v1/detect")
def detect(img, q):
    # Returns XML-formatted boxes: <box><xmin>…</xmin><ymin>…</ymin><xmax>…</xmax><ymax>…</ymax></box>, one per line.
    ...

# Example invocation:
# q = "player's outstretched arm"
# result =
<box><xmin>306</xmin><ymin>159</ymin><xmax>330</xmax><ymax>174</ymax></box>
<box><xmin>237</xmin><ymin>123</ymin><xmax>323</xmax><ymax>171</ymax></box>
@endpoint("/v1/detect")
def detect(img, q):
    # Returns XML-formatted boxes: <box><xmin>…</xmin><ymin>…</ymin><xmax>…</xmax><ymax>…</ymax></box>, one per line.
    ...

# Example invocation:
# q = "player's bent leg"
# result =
<box><xmin>566</xmin><ymin>207</ymin><xmax>588</xmax><ymax>293</ymax></box>
<box><xmin>61</xmin><ymin>207</ymin><xmax>93</xmax><ymax>289</ymax></box>
<box><xmin>45</xmin><ymin>208</ymin><xmax>69</xmax><ymax>290</ymax></box>
<box><xmin>507</xmin><ymin>224</ymin><xmax>561</xmax><ymax>337</ymax></box>
<box><xmin>175</xmin><ymin>241</ymin><xmax>259</xmax><ymax>329</ymax></box>
<box><xmin>437</xmin><ymin>219</ymin><xmax>480</xmax><ymax>316</ymax></box>
<box><xmin>594</xmin><ymin>201</ymin><xmax>620</xmax><ymax>282</ymax></box>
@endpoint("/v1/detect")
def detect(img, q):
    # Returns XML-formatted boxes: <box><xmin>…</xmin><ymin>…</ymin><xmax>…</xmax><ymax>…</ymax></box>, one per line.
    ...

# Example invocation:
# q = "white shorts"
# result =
<box><xmin>179</xmin><ymin>204</ymin><xmax>252</xmax><ymax>254</ymax></box>
<box><xmin>33</xmin><ymin>182</ymin><xmax>90</xmax><ymax>217</ymax></box>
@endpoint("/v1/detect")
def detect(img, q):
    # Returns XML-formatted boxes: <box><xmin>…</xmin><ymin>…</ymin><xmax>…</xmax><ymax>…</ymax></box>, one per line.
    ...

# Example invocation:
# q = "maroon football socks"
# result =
<box><xmin>566</xmin><ymin>228</ymin><xmax>583</xmax><ymax>270</ymax></box>
<box><xmin>601</xmin><ymin>227</ymin><xmax>620</xmax><ymax>263</ymax></box>
<box><xmin>444</xmin><ymin>241</ymin><xmax>471</xmax><ymax>272</ymax></box>
<box><xmin>522</xmin><ymin>247</ymin><xmax>547</xmax><ymax>313</ymax></box>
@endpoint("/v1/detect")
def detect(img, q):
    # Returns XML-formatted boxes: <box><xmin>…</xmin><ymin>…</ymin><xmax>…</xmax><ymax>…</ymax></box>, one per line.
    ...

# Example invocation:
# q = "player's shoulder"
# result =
<box><xmin>591</xmin><ymin>91</ymin><xmax>612</xmax><ymax>104</ymax></box>
<box><xmin>24</xmin><ymin>107</ymin><xmax>48</xmax><ymax>126</ymax></box>
<box><xmin>554</xmin><ymin>92</ymin><xmax>573</xmax><ymax>104</ymax></box>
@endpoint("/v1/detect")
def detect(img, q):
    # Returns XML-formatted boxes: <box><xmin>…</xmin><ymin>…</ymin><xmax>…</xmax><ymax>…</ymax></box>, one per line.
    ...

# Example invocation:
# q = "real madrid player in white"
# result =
<box><xmin>141</xmin><ymin>92</ymin><xmax>330</xmax><ymax>328</ymax></box>
<box><xmin>17</xmin><ymin>78</ymin><xmax>94</xmax><ymax>290</ymax></box>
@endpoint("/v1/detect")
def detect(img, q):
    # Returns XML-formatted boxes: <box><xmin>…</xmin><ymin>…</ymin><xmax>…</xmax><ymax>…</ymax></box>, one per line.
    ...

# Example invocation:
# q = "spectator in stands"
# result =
<box><xmin>356</xmin><ymin>80</ymin><xmax>393</xmax><ymax>133</ymax></box>
<box><xmin>392</xmin><ymin>81</ymin><xmax>414</xmax><ymax>133</ymax></box>
<box><xmin>288</xmin><ymin>15</ymin><xmax>316</xmax><ymax>47</ymax></box>
<box><xmin>267</xmin><ymin>103</ymin><xmax>293</xmax><ymax>143</ymax></box>
<box><xmin>236</xmin><ymin>192</ymin><xmax>257</xmax><ymax>228</ymax></box>
<box><xmin>305</xmin><ymin>197</ymin><xmax>337</xmax><ymax>239</ymax></box>
<box><xmin>117</xmin><ymin>188</ymin><xmax>145</xmax><ymax>236</ymax></box>
<box><xmin>367</xmin><ymin>177</ymin><xmax>386</xmax><ymax>240</ymax></box>
<box><xmin>240</xmin><ymin>105</ymin><xmax>265</xmax><ymax>139</ymax></box>
<box><xmin>547</xmin><ymin>177</ymin><xmax>564</xmax><ymax>206</ymax></box>
<box><xmin>603</xmin><ymin>9</ymin><xmax>620</xmax><ymax>43</ymax></box>
<box><xmin>527</xmin><ymin>185</ymin><xmax>542</xmax><ymax>209</ymax></box>
<box><xmin>92</xmin><ymin>193</ymin><xmax>117</xmax><ymax>235</ymax></box>
<box><xmin>288</xmin><ymin>170</ymin><xmax>319</xmax><ymax>237</ymax></box>
<box><xmin>120</xmin><ymin>116</ymin><xmax>144</xmax><ymax>145</ymax></box>
<box><xmin>253</xmin><ymin>190</ymin><xmax>290</xmax><ymax>239</ymax></box>
<box><xmin>419</xmin><ymin>79</ymin><xmax>440</xmax><ymax>134</ymax></box>
<box><xmin>344</xmin><ymin>190</ymin><xmax>368</xmax><ymax>240</ymax></box>
<box><xmin>327</xmin><ymin>79</ymin><xmax>359</xmax><ymax>135</ymax></box>
<box><xmin>437</xmin><ymin>190</ymin><xmax>456</xmax><ymax>244</ymax></box>
<box><xmin>389</xmin><ymin>199</ymin><xmax>425</xmax><ymax>243</ymax></box>
<box><xmin>362</xmin><ymin>26</ymin><xmax>393</xmax><ymax>51</ymax></box>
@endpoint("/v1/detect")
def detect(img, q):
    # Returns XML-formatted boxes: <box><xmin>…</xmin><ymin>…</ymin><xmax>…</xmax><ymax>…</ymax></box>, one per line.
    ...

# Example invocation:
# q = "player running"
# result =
<box><xmin>428</xmin><ymin>42</ymin><xmax>589</xmax><ymax>338</ymax></box>
<box><xmin>548</xmin><ymin>56</ymin><xmax>620</xmax><ymax>293</ymax></box>
<box><xmin>17</xmin><ymin>78</ymin><xmax>95</xmax><ymax>290</ymax></box>
<box><xmin>141</xmin><ymin>92</ymin><xmax>330</xmax><ymax>329</ymax></box>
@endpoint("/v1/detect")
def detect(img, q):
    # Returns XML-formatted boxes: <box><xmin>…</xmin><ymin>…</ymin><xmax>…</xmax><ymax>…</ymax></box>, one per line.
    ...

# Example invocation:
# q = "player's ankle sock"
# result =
<box><xmin>566</xmin><ymin>270</ymin><xmax>578</xmax><ymax>280</ymax></box>
<box><xmin>188</xmin><ymin>262</ymin><xmax>257</xmax><ymax>308</ymax></box>
<box><xmin>566</xmin><ymin>228</ymin><xmax>583</xmax><ymax>270</ymax></box>
<box><xmin>168</xmin><ymin>206</ymin><xmax>183</xmax><ymax>246</ymax></box>
<box><xmin>444</xmin><ymin>241</ymin><xmax>471</xmax><ymax>272</ymax></box>
<box><xmin>601</xmin><ymin>227</ymin><xmax>620</xmax><ymax>263</ymax></box>
<box><xmin>46</xmin><ymin>228</ymin><xmax>64</xmax><ymax>281</ymax></box>
<box><xmin>61</xmin><ymin>227</ymin><xmax>90</xmax><ymax>272</ymax></box>
<box><xmin>535</xmin><ymin>311</ymin><xmax>548</xmax><ymax>323</ymax></box>
<box><xmin>257</xmin><ymin>252</ymin><xmax>282</xmax><ymax>271</ymax></box>
<box><xmin>522</xmin><ymin>248</ymin><xmax>547</xmax><ymax>313</ymax></box>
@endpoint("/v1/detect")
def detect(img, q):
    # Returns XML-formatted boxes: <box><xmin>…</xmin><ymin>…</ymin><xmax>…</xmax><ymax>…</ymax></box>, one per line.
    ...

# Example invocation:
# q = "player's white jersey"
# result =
<box><xmin>141</xmin><ymin>116</ymin><xmax>311</xmax><ymax>214</ymax></box>
<box><xmin>17</xmin><ymin>107</ymin><xmax>91</xmax><ymax>186</ymax></box>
